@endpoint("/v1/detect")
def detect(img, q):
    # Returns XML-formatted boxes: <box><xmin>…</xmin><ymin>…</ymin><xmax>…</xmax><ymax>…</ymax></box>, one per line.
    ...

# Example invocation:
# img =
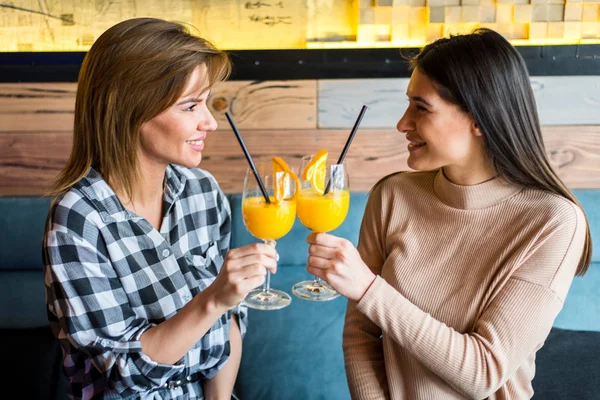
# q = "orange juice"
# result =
<box><xmin>297</xmin><ymin>189</ymin><xmax>350</xmax><ymax>232</ymax></box>
<box><xmin>242</xmin><ymin>196</ymin><xmax>297</xmax><ymax>240</ymax></box>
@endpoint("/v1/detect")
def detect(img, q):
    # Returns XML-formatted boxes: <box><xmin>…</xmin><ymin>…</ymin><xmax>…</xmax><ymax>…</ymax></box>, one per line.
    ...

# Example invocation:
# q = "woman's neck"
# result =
<box><xmin>113</xmin><ymin>161</ymin><xmax>166</xmax><ymax>230</ymax></box>
<box><xmin>442</xmin><ymin>156</ymin><xmax>496</xmax><ymax>186</ymax></box>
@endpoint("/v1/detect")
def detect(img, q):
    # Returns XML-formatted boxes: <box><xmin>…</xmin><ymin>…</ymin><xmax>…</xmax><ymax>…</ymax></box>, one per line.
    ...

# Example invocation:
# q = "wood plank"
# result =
<box><xmin>0</xmin><ymin>132</ymin><xmax>73</xmax><ymax>196</ymax></box>
<box><xmin>318</xmin><ymin>78</ymin><xmax>409</xmax><ymax>129</ymax></box>
<box><xmin>318</xmin><ymin>76</ymin><xmax>600</xmax><ymax>128</ymax></box>
<box><xmin>0</xmin><ymin>80</ymin><xmax>317</xmax><ymax>132</ymax></box>
<box><xmin>1</xmin><ymin>126</ymin><xmax>599</xmax><ymax>196</ymax></box>
<box><xmin>0</xmin><ymin>129</ymin><xmax>404</xmax><ymax>195</ymax></box>
<box><xmin>0</xmin><ymin>83</ymin><xmax>76</xmax><ymax>132</ymax></box>
<box><xmin>199</xmin><ymin>129</ymin><xmax>406</xmax><ymax>193</ymax></box>
<box><xmin>208</xmin><ymin>80</ymin><xmax>317</xmax><ymax>129</ymax></box>
<box><xmin>531</xmin><ymin>76</ymin><xmax>600</xmax><ymax>126</ymax></box>
<box><xmin>543</xmin><ymin>126</ymin><xmax>600</xmax><ymax>189</ymax></box>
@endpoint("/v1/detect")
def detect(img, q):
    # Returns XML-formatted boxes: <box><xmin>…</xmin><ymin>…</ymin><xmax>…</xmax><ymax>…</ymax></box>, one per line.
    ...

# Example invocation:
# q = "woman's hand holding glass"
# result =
<box><xmin>209</xmin><ymin>243</ymin><xmax>279</xmax><ymax>309</ymax></box>
<box><xmin>292</xmin><ymin>150</ymin><xmax>351</xmax><ymax>301</ymax></box>
<box><xmin>305</xmin><ymin>233</ymin><xmax>376</xmax><ymax>302</ymax></box>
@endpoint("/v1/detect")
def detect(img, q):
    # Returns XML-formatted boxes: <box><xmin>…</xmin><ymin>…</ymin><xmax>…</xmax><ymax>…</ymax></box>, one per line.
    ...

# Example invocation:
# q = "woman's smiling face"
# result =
<box><xmin>397</xmin><ymin>68</ymin><xmax>487</xmax><ymax>176</ymax></box>
<box><xmin>138</xmin><ymin>64</ymin><xmax>217</xmax><ymax>170</ymax></box>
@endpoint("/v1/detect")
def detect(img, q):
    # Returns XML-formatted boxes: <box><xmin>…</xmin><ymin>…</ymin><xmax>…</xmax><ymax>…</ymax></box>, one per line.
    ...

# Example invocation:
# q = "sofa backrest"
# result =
<box><xmin>0</xmin><ymin>191</ymin><xmax>598</xmax><ymax>330</ymax></box>
<box><xmin>1</xmin><ymin>190</ymin><xmax>599</xmax><ymax>400</ymax></box>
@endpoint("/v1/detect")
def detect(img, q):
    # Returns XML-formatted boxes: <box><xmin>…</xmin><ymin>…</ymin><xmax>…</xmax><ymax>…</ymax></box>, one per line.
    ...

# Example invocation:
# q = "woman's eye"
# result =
<box><xmin>416</xmin><ymin>105</ymin><xmax>427</xmax><ymax>112</ymax></box>
<box><xmin>184</xmin><ymin>104</ymin><xmax>197</xmax><ymax>112</ymax></box>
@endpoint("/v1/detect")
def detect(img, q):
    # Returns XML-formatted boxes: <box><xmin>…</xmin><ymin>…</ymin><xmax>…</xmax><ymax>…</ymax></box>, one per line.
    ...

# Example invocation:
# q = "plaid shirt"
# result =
<box><xmin>43</xmin><ymin>165</ymin><xmax>247</xmax><ymax>400</ymax></box>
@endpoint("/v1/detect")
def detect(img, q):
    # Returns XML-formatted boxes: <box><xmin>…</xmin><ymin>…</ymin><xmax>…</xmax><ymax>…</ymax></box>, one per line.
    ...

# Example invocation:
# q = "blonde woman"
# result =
<box><xmin>43</xmin><ymin>18</ymin><xmax>276</xmax><ymax>400</ymax></box>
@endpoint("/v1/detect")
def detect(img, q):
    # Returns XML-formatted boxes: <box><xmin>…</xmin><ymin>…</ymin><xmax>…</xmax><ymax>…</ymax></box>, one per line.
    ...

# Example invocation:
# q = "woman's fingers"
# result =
<box><xmin>306</xmin><ymin>232</ymin><xmax>344</xmax><ymax>247</ymax></box>
<box><xmin>225</xmin><ymin>248</ymin><xmax>278</xmax><ymax>274</ymax></box>
<box><xmin>227</xmin><ymin>242</ymin><xmax>278</xmax><ymax>261</ymax></box>
<box><xmin>227</xmin><ymin>263</ymin><xmax>267</xmax><ymax>280</ymax></box>
<box><xmin>307</xmin><ymin>243</ymin><xmax>338</xmax><ymax>260</ymax></box>
<box><xmin>307</xmin><ymin>254</ymin><xmax>332</xmax><ymax>270</ymax></box>
<box><xmin>307</xmin><ymin>264</ymin><xmax>327</xmax><ymax>280</ymax></box>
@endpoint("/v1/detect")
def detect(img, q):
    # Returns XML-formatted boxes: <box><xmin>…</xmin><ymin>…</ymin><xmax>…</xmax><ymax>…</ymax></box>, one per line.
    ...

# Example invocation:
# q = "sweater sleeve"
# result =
<box><xmin>343</xmin><ymin>183</ymin><xmax>390</xmax><ymax>399</ymax></box>
<box><xmin>355</xmin><ymin>203</ymin><xmax>586</xmax><ymax>399</ymax></box>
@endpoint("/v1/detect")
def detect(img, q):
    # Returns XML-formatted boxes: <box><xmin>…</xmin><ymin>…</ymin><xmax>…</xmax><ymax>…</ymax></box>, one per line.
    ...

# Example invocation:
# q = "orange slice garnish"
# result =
<box><xmin>303</xmin><ymin>149</ymin><xmax>328</xmax><ymax>195</ymax></box>
<box><xmin>272</xmin><ymin>157</ymin><xmax>300</xmax><ymax>203</ymax></box>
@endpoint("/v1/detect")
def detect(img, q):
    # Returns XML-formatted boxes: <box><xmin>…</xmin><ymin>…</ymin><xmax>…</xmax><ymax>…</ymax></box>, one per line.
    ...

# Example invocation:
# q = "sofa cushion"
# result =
<box><xmin>234</xmin><ymin>266</ymin><xmax>351</xmax><ymax>400</ymax></box>
<box><xmin>532</xmin><ymin>327</ymin><xmax>600</xmax><ymax>398</ymax></box>
<box><xmin>554</xmin><ymin>262</ymin><xmax>600</xmax><ymax>332</ymax></box>
<box><xmin>0</xmin><ymin>271</ymin><xmax>48</xmax><ymax>328</ymax></box>
<box><xmin>0</xmin><ymin>197</ymin><xmax>51</xmax><ymax>270</ymax></box>
<box><xmin>573</xmin><ymin>190</ymin><xmax>599</xmax><ymax>263</ymax></box>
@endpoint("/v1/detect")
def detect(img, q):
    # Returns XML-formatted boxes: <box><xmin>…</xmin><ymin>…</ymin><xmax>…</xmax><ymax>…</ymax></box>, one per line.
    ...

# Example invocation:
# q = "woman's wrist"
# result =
<box><xmin>193</xmin><ymin>286</ymin><xmax>230</xmax><ymax>318</ymax></box>
<box><xmin>357</xmin><ymin>272</ymin><xmax>377</xmax><ymax>302</ymax></box>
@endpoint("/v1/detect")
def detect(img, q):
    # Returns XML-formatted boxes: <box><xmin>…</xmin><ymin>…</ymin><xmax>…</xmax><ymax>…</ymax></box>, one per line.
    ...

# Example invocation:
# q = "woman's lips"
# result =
<box><xmin>407</xmin><ymin>141</ymin><xmax>426</xmax><ymax>152</ymax></box>
<box><xmin>186</xmin><ymin>138</ymin><xmax>205</xmax><ymax>152</ymax></box>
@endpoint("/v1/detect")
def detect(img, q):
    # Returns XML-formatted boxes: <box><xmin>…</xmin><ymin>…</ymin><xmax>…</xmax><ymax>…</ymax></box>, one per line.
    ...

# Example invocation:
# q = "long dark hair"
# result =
<box><xmin>409</xmin><ymin>28</ymin><xmax>591</xmax><ymax>275</ymax></box>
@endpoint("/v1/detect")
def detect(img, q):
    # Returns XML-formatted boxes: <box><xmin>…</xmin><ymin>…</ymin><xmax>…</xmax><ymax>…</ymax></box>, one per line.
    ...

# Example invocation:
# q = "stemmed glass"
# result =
<box><xmin>241</xmin><ymin>158</ymin><xmax>298</xmax><ymax>310</ymax></box>
<box><xmin>292</xmin><ymin>154</ymin><xmax>350</xmax><ymax>301</ymax></box>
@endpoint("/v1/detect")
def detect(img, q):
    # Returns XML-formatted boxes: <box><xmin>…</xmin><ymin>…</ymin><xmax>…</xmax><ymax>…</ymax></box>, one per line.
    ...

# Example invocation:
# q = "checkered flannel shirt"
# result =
<box><xmin>43</xmin><ymin>165</ymin><xmax>247</xmax><ymax>399</ymax></box>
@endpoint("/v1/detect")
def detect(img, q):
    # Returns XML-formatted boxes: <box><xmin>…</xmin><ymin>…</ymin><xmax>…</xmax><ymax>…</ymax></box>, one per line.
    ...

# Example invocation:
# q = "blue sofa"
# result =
<box><xmin>1</xmin><ymin>190</ymin><xmax>599</xmax><ymax>399</ymax></box>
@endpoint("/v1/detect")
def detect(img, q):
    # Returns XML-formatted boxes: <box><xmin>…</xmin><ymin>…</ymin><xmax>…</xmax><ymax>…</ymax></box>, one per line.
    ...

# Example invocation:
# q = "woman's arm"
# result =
<box><xmin>46</xmin><ymin>226</ymin><xmax>274</xmax><ymax>395</ymax></box>
<box><xmin>342</xmin><ymin>185</ymin><xmax>390</xmax><ymax>399</ymax></box>
<box><xmin>204</xmin><ymin>315</ymin><xmax>242</xmax><ymax>400</ymax></box>
<box><xmin>343</xmin><ymin>300</ymin><xmax>389</xmax><ymax>399</ymax></box>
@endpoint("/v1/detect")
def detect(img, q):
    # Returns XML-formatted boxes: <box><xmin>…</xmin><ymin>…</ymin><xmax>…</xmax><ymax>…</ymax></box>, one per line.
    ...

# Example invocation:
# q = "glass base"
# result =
<box><xmin>243</xmin><ymin>288</ymin><xmax>292</xmax><ymax>310</ymax></box>
<box><xmin>292</xmin><ymin>280</ymin><xmax>341</xmax><ymax>301</ymax></box>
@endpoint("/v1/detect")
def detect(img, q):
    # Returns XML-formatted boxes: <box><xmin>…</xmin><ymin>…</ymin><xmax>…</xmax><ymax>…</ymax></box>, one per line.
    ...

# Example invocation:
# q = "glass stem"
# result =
<box><xmin>263</xmin><ymin>240</ymin><xmax>276</xmax><ymax>294</ymax></box>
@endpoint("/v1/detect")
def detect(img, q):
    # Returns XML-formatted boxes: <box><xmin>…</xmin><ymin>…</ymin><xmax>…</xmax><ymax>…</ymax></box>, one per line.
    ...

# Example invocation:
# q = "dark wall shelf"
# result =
<box><xmin>1</xmin><ymin>45</ymin><xmax>599</xmax><ymax>82</ymax></box>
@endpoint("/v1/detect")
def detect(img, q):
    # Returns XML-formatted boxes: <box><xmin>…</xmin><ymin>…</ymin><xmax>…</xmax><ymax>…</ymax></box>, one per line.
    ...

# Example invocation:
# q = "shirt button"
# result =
<box><xmin>162</xmin><ymin>249</ymin><xmax>170</xmax><ymax>258</ymax></box>
<box><xmin>182</xmin><ymin>294</ymin><xmax>191</xmax><ymax>302</ymax></box>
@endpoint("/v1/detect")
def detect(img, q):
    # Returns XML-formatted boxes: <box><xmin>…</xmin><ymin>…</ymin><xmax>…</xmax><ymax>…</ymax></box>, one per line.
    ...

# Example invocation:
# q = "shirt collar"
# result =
<box><xmin>76</xmin><ymin>165</ymin><xmax>187</xmax><ymax>222</ymax></box>
<box><xmin>433</xmin><ymin>169</ymin><xmax>523</xmax><ymax>210</ymax></box>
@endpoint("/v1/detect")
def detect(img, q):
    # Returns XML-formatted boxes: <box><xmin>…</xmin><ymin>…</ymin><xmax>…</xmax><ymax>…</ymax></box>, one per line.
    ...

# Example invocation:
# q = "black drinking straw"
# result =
<box><xmin>225</xmin><ymin>111</ymin><xmax>271</xmax><ymax>204</ymax></box>
<box><xmin>323</xmin><ymin>105</ymin><xmax>368</xmax><ymax>195</ymax></box>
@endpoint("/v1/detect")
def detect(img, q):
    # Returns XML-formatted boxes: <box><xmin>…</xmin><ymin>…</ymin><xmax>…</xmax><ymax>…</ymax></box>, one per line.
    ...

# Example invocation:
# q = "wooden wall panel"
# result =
<box><xmin>2</xmin><ymin>126</ymin><xmax>599</xmax><ymax>196</ymax></box>
<box><xmin>543</xmin><ymin>126</ymin><xmax>600</xmax><ymax>189</ymax></box>
<box><xmin>318</xmin><ymin>78</ymin><xmax>409</xmax><ymax>129</ymax></box>
<box><xmin>208</xmin><ymin>80</ymin><xmax>317</xmax><ymax>129</ymax></box>
<box><xmin>0</xmin><ymin>83</ymin><xmax>76</xmax><ymax>132</ymax></box>
<box><xmin>0</xmin><ymin>80</ymin><xmax>317</xmax><ymax>132</ymax></box>
<box><xmin>319</xmin><ymin>76</ymin><xmax>600</xmax><ymax>128</ymax></box>
<box><xmin>531</xmin><ymin>77</ymin><xmax>600</xmax><ymax>126</ymax></box>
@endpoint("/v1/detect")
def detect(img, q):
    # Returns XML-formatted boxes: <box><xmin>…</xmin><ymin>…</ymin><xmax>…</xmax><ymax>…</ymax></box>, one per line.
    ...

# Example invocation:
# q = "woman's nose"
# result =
<box><xmin>199</xmin><ymin>109</ymin><xmax>218</xmax><ymax>132</ymax></box>
<box><xmin>396</xmin><ymin>110</ymin><xmax>412</xmax><ymax>133</ymax></box>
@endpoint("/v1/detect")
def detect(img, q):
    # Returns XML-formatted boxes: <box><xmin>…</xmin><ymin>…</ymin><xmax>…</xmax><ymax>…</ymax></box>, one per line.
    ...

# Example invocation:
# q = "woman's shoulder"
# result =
<box><xmin>519</xmin><ymin>187</ymin><xmax>585</xmax><ymax>227</ymax></box>
<box><xmin>371</xmin><ymin>169</ymin><xmax>437</xmax><ymax>195</ymax></box>
<box><xmin>48</xmin><ymin>186</ymin><xmax>103</xmax><ymax>235</ymax></box>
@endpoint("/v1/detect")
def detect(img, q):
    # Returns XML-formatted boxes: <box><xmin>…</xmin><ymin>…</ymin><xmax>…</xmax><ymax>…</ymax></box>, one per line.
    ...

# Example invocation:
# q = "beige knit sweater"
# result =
<box><xmin>343</xmin><ymin>169</ymin><xmax>586</xmax><ymax>400</ymax></box>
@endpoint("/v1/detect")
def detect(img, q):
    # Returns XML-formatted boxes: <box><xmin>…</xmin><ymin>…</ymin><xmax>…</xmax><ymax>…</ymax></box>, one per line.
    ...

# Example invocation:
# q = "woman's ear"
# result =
<box><xmin>472</xmin><ymin>120</ymin><xmax>483</xmax><ymax>137</ymax></box>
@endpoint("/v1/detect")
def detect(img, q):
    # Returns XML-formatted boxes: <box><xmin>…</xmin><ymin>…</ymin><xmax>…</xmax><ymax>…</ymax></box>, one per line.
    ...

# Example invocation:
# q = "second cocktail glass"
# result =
<box><xmin>292</xmin><ymin>151</ymin><xmax>350</xmax><ymax>301</ymax></box>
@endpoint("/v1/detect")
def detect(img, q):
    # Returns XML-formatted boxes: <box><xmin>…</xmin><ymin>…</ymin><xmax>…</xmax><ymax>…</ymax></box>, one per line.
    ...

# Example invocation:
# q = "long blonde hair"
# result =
<box><xmin>50</xmin><ymin>17</ymin><xmax>231</xmax><ymax>201</ymax></box>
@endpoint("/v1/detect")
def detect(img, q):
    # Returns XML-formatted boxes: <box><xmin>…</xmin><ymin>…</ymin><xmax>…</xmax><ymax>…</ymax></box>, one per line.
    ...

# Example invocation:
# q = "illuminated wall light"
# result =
<box><xmin>0</xmin><ymin>0</ymin><xmax>599</xmax><ymax>52</ymax></box>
